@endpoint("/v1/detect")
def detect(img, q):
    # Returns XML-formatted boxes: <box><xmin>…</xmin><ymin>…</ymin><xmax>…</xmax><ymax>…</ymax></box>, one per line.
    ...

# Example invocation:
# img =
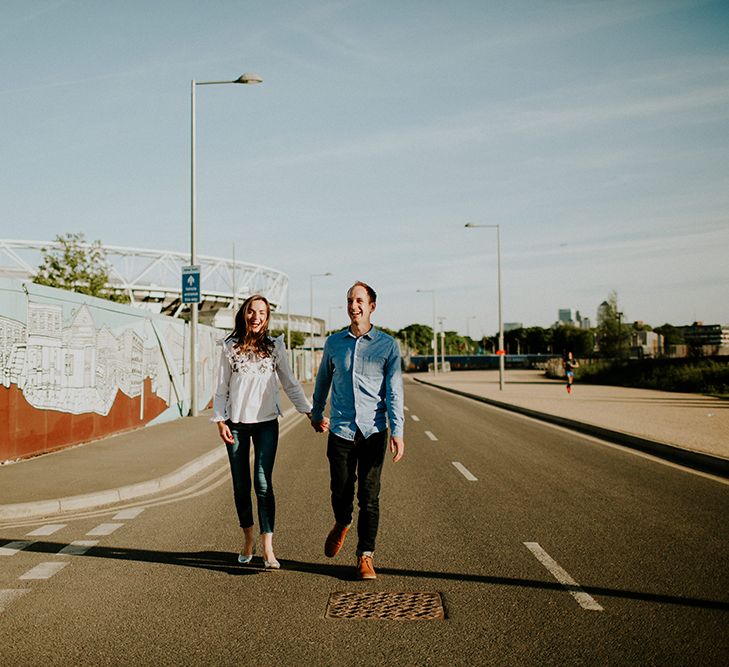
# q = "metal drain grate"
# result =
<box><xmin>326</xmin><ymin>592</ymin><xmax>445</xmax><ymax>620</ymax></box>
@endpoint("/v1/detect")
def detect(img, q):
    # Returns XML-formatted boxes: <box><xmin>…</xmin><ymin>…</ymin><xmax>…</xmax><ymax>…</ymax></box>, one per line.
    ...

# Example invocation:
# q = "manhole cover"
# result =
<box><xmin>326</xmin><ymin>592</ymin><xmax>445</xmax><ymax>620</ymax></box>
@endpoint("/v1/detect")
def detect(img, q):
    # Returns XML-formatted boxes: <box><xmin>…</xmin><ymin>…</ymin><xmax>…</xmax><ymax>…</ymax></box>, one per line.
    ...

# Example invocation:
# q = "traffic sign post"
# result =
<box><xmin>182</xmin><ymin>265</ymin><xmax>201</xmax><ymax>304</ymax></box>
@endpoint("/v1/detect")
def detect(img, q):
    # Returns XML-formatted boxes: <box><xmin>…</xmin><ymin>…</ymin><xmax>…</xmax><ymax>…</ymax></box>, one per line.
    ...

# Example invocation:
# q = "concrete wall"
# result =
<box><xmin>0</xmin><ymin>278</ymin><xmax>221</xmax><ymax>462</ymax></box>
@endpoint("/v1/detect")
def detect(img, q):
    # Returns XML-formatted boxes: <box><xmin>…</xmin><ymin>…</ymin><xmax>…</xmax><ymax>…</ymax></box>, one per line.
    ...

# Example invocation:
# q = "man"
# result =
<box><xmin>311</xmin><ymin>281</ymin><xmax>405</xmax><ymax>580</ymax></box>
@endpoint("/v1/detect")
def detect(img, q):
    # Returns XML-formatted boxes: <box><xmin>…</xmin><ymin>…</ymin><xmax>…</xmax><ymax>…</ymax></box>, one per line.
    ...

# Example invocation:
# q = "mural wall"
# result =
<box><xmin>0</xmin><ymin>278</ymin><xmax>221</xmax><ymax>461</ymax></box>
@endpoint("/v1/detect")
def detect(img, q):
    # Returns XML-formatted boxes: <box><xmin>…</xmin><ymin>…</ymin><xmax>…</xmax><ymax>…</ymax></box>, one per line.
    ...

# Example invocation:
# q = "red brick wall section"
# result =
<box><xmin>0</xmin><ymin>378</ymin><xmax>169</xmax><ymax>461</ymax></box>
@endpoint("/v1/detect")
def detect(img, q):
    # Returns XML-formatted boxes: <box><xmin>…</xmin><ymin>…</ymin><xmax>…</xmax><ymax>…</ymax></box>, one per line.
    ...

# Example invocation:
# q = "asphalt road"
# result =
<box><xmin>1</xmin><ymin>378</ymin><xmax>728</xmax><ymax>666</ymax></box>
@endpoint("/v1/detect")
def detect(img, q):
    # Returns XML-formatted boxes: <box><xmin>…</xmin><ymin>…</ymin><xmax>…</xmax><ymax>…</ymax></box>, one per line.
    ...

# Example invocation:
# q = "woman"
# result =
<box><xmin>212</xmin><ymin>294</ymin><xmax>311</xmax><ymax>569</ymax></box>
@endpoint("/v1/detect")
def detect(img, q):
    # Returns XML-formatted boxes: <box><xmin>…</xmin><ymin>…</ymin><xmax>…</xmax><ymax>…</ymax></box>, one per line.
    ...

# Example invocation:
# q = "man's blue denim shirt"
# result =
<box><xmin>312</xmin><ymin>326</ymin><xmax>404</xmax><ymax>440</ymax></box>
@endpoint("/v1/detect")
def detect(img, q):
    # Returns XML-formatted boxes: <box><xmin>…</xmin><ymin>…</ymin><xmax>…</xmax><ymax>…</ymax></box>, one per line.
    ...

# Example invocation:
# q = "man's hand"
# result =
<box><xmin>390</xmin><ymin>436</ymin><xmax>404</xmax><ymax>463</ymax></box>
<box><xmin>217</xmin><ymin>421</ymin><xmax>234</xmax><ymax>444</ymax></box>
<box><xmin>311</xmin><ymin>417</ymin><xmax>330</xmax><ymax>433</ymax></box>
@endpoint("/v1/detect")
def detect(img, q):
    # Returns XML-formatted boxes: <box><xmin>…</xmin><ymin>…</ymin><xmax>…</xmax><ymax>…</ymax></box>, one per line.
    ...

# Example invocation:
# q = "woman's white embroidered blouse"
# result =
<box><xmin>212</xmin><ymin>335</ymin><xmax>311</xmax><ymax>423</ymax></box>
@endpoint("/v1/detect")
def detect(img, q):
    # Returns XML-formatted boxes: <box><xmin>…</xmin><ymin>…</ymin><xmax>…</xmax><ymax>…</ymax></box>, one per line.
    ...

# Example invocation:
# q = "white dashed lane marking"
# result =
<box><xmin>26</xmin><ymin>525</ymin><xmax>66</xmax><ymax>537</ymax></box>
<box><xmin>424</xmin><ymin>431</ymin><xmax>438</xmax><ymax>441</ymax></box>
<box><xmin>86</xmin><ymin>523</ymin><xmax>124</xmax><ymax>536</ymax></box>
<box><xmin>113</xmin><ymin>508</ymin><xmax>145</xmax><ymax>520</ymax></box>
<box><xmin>19</xmin><ymin>562</ymin><xmax>68</xmax><ymax>581</ymax></box>
<box><xmin>452</xmin><ymin>462</ymin><xmax>478</xmax><ymax>481</ymax></box>
<box><xmin>58</xmin><ymin>541</ymin><xmax>98</xmax><ymax>556</ymax></box>
<box><xmin>524</xmin><ymin>542</ymin><xmax>604</xmax><ymax>612</ymax></box>
<box><xmin>0</xmin><ymin>589</ymin><xmax>29</xmax><ymax>612</ymax></box>
<box><xmin>411</xmin><ymin>415</ymin><xmax>420</xmax><ymax>422</ymax></box>
<box><xmin>0</xmin><ymin>541</ymin><xmax>34</xmax><ymax>557</ymax></box>
<box><xmin>404</xmin><ymin>405</ymin><xmax>410</xmax><ymax>411</ymax></box>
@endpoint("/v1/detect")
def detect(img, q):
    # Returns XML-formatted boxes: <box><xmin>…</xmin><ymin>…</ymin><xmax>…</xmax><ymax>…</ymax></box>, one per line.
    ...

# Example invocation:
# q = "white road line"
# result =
<box><xmin>404</xmin><ymin>405</ymin><xmax>409</xmax><ymax>411</ymax></box>
<box><xmin>58</xmin><ymin>541</ymin><xmax>98</xmax><ymax>556</ymax></box>
<box><xmin>411</xmin><ymin>415</ymin><xmax>420</xmax><ymax>422</ymax></box>
<box><xmin>452</xmin><ymin>462</ymin><xmax>478</xmax><ymax>481</ymax></box>
<box><xmin>0</xmin><ymin>589</ymin><xmax>30</xmax><ymax>612</ymax></box>
<box><xmin>26</xmin><ymin>524</ymin><xmax>66</xmax><ymax>537</ymax></box>
<box><xmin>86</xmin><ymin>523</ymin><xmax>124</xmax><ymax>536</ymax></box>
<box><xmin>0</xmin><ymin>540</ymin><xmax>34</xmax><ymax>556</ymax></box>
<box><xmin>524</xmin><ymin>542</ymin><xmax>604</xmax><ymax>612</ymax></box>
<box><xmin>19</xmin><ymin>562</ymin><xmax>69</xmax><ymax>580</ymax></box>
<box><xmin>113</xmin><ymin>508</ymin><xmax>145</xmax><ymax>520</ymax></box>
<box><xmin>425</xmin><ymin>431</ymin><xmax>438</xmax><ymax>441</ymax></box>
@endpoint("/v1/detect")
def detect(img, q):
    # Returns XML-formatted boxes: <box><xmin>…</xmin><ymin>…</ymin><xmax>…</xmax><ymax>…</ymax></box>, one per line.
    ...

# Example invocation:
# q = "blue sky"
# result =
<box><xmin>1</xmin><ymin>0</ymin><xmax>728</xmax><ymax>335</ymax></box>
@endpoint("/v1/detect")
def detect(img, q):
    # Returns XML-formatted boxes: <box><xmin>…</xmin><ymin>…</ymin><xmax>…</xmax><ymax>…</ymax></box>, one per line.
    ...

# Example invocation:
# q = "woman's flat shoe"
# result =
<box><xmin>263</xmin><ymin>558</ymin><xmax>280</xmax><ymax>569</ymax></box>
<box><xmin>238</xmin><ymin>546</ymin><xmax>255</xmax><ymax>564</ymax></box>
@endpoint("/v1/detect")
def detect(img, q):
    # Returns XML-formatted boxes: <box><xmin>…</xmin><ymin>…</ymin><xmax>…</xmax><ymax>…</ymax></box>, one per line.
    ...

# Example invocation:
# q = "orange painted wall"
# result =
<box><xmin>0</xmin><ymin>378</ymin><xmax>169</xmax><ymax>461</ymax></box>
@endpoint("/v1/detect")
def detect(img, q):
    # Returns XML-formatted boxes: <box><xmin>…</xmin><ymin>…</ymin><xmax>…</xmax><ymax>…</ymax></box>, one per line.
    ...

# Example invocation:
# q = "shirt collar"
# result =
<box><xmin>346</xmin><ymin>325</ymin><xmax>377</xmax><ymax>341</ymax></box>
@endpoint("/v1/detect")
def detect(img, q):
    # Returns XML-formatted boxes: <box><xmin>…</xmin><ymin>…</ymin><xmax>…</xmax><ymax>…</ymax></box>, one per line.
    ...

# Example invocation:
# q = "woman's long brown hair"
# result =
<box><xmin>228</xmin><ymin>294</ymin><xmax>275</xmax><ymax>357</ymax></box>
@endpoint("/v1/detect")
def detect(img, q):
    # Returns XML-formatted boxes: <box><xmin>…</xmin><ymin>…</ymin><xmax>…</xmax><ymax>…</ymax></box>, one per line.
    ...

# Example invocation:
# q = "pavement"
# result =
<box><xmin>1</xmin><ymin>371</ymin><xmax>727</xmax><ymax>521</ymax></box>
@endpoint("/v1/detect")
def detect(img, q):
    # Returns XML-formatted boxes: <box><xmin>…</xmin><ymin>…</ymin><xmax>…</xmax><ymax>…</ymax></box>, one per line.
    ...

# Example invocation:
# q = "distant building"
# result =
<box><xmin>631</xmin><ymin>330</ymin><xmax>664</xmax><ymax>358</ymax></box>
<box><xmin>504</xmin><ymin>322</ymin><xmax>523</xmax><ymax>332</ymax></box>
<box><xmin>678</xmin><ymin>322</ymin><xmax>729</xmax><ymax>355</ymax></box>
<box><xmin>558</xmin><ymin>309</ymin><xmax>573</xmax><ymax>325</ymax></box>
<box><xmin>556</xmin><ymin>308</ymin><xmax>591</xmax><ymax>329</ymax></box>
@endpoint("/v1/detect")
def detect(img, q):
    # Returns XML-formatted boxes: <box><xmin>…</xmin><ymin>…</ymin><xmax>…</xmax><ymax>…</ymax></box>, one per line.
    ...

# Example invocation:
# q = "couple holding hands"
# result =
<box><xmin>211</xmin><ymin>281</ymin><xmax>404</xmax><ymax>580</ymax></box>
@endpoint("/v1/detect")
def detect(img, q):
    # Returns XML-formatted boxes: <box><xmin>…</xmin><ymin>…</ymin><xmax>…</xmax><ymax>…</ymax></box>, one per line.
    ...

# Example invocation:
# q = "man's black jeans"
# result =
<box><xmin>326</xmin><ymin>429</ymin><xmax>388</xmax><ymax>554</ymax></box>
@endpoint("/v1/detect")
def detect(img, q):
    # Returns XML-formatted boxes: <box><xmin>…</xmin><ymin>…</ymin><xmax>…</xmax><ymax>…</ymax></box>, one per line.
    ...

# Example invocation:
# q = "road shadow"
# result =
<box><xmin>5</xmin><ymin>539</ymin><xmax>729</xmax><ymax>611</ymax></box>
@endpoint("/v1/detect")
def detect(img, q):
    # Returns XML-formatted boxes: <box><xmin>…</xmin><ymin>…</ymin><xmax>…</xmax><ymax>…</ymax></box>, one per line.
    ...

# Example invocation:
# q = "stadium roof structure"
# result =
<box><xmin>0</xmin><ymin>239</ymin><xmax>288</xmax><ymax>317</ymax></box>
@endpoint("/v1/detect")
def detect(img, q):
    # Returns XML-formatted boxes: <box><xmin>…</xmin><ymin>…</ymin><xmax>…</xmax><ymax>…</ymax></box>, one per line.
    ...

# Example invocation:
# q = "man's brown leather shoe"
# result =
<box><xmin>357</xmin><ymin>554</ymin><xmax>376</xmax><ymax>580</ymax></box>
<box><xmin>324</xmin><ymin>523</ymin><xmax>349</xmax><ymax>558</ymax></box>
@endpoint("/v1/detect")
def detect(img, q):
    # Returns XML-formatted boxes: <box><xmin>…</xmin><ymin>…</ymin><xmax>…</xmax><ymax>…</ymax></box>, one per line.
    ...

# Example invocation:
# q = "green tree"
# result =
<box><xmin>596</xmin><ymin>291</ymin><xmax>630</xmax><ymax>358</ymax></box>
<box><xmin>524</xmin><ymin>326</ymin><xmax>553</xmax><ymax>354</ymax></box>
<box><xmin>33</xmin><ymin>232</ymin><xmax>128</xmax><ymax>303</ymax></box>
<box><xmin>397</xmin><ymin>323</ymin><xmax>434</xmax><ymax>355</ymax></box>
<box><xmin>552</xmin><ymin>325</ymin><xmax>594</xmax><ymax>357</ymax></box>
<box><xmin>654</xmin><ymin>323</ymin><xmax>684</xmax><ymax>347</ymax></box>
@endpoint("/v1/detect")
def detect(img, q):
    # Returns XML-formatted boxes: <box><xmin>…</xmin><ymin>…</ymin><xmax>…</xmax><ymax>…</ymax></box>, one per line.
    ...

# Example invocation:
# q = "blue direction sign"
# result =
<box><xmin>182</xmin><ymin>265</ymin><xmax>201</xmax><ymax>304</ymax></box>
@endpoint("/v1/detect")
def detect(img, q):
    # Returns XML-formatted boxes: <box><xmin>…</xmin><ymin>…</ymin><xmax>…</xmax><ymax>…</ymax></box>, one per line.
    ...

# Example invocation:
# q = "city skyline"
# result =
<box><xmin>1</xmin><ymin>1</ymin><xmax>728</xmax><ymax>335</ymax></box>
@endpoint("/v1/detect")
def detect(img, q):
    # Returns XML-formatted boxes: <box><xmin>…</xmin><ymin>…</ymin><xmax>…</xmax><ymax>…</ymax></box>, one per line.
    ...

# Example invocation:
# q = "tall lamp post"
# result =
<box><xmin>416</xmin><ymin>289</ymin><xmax>438</xmax><ymax>376</ymax></box>
<box><xmin>465</xmin><ymin>223</ymin><xmax>504</xmax><ymax>390</ymax></box>
<box><xmin>438</xmin><ymin>316</ymin><xmax>446</xmax><ymax>369</ymax></box>
<box><xmin>309</xmin><ymin>272</ymin><xmax>332</xmax><ymax>380</ymax></box>
<box><xmin>189</xmin><ymin>72</ymin><xmax>262</xmax><ymax>417</ymax></box>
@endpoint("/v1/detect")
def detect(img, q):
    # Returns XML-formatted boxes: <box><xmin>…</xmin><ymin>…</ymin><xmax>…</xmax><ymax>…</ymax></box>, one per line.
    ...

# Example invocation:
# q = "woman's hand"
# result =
<box><xmin>217</xmin><ymin>421</ymin><xmax>234</xmax><ymax>444</ymax></box>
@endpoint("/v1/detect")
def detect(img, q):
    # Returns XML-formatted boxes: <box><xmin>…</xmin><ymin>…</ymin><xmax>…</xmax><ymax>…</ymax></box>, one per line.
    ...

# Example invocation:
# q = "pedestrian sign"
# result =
<box><xmin>182</xmin><ymin>265</ymin><xmax>201</xmax><ymax>304</ymax></box>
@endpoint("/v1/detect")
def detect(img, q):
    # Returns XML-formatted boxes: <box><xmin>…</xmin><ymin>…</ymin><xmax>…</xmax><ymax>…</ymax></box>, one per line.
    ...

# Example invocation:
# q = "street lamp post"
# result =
<box><xmin>465</xmin><ymin>223</ymin><xmax>505</xmax><ymax>390</ymax></box>
<box><xmin>189</xmin><ymin>73</ymin><xmax>262</xmax><ymax>417</ymax></box>
<box><xmin>309</xmin><ymin>272</ymin><xmax>332</xmax><ymax>380</ymax></box>
<box><xmin>438</xmin><ymin>316</ymin><xmax>446</xmax><ymax>369</ymax></box>
<box><xmin>417</xmin><ymin>289</ymin><xmax>438</xmax><ymax>376</ymax></box>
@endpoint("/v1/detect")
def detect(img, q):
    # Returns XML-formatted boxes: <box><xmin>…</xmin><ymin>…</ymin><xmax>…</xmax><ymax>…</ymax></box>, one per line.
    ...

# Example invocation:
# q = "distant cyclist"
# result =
<box><xmin>563</xmin><ymin>351</ymin><xmax>579</xmax><ymax>394</ymax></box>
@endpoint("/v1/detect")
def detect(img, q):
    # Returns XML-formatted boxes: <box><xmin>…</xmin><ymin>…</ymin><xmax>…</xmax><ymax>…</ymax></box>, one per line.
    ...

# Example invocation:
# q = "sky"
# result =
<box><xmin>1</xmin><ymin>0</ymin><xmax>728</xmax><ymax>336</ymax></box>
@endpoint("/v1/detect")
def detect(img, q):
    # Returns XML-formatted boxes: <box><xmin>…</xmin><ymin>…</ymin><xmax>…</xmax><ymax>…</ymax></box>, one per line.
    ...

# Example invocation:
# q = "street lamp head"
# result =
<box><xmin>464</xmin><ymin>223</ymin><xmax>478</xmax><ymax>228</ymax></box>
<box><xmin>235</xmin><ymin>73</ymin><xmax>263</xmax><ymax>84</ymax></box>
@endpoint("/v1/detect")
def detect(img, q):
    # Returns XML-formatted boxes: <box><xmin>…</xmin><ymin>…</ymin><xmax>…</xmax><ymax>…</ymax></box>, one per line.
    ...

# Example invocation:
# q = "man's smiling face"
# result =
<box><xmin>347</xmin><ymin>284</ymin><xmax>376</xmax><ymax>329</ymax></box>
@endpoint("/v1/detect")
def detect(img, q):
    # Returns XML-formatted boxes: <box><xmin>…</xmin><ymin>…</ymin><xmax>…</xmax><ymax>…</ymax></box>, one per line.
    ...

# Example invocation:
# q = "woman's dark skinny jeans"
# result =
<box><xmin>327</xmin><ymin>428</ymin><xmax>387</xmax><ymax>554</ymax></box>
<box><xmin>225</xmin><ymin>419</ymin><xmax>279</xmax><ymax>533</ymax></box>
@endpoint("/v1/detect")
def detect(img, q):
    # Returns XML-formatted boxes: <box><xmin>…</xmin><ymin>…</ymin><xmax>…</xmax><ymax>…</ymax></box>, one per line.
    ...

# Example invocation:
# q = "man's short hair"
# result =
<box><xmin>348</xmin><ymin>281</ymin><xmax>377</xmax><ymax>303</ymax></box>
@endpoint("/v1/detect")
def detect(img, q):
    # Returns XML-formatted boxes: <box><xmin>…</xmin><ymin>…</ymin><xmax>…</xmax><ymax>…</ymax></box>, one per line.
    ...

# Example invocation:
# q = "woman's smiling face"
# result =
<box><xmin>245</xmin><ymin>299</ymin><xmax>268</xmax><ymax>333</ymax></box>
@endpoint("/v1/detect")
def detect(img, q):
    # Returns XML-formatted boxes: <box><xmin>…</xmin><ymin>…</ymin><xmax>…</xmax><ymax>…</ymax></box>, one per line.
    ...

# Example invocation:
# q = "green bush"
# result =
<box><xmin>574</xmin><ymin>358</ymin><xmax>729</xmax><ymax>395</ymax></box>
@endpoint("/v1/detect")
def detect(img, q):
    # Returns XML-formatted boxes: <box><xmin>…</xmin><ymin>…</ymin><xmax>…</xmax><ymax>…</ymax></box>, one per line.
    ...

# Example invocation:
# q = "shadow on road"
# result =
<box><xmin>6</xmin><ymin>539</ymin><xmax>729</xmax><ymax>612</ymax></box>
